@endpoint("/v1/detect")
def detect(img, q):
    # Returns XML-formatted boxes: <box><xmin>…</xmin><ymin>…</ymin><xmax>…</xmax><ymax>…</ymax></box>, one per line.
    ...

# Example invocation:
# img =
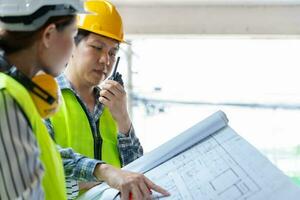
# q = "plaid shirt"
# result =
<box><xmin>45</xmin><ymin>74</ymin><xmax>143</xmax><ymax>199</ymax></box>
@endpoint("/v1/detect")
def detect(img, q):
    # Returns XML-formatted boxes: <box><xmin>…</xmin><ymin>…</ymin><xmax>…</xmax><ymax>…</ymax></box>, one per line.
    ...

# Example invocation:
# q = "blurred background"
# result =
<box><xmin>111</xmin><ymin>0</ymin><xmax>300</xmax><ymax>184</ymax></box>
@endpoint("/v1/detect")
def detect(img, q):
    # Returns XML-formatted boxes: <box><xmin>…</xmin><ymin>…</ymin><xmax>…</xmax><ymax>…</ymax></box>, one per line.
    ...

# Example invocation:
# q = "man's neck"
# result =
<box><xmin>65</xmin><ymin>68</ymin><xmax>96</xmax><ymax>113</ymax></box>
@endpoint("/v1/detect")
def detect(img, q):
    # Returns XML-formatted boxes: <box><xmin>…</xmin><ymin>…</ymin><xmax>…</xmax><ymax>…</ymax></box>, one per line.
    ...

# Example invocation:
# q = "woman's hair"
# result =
<box><xmin>0</xmin><ymin>15</ymin><xmax>75</xmax><ymax>54</ymax></box>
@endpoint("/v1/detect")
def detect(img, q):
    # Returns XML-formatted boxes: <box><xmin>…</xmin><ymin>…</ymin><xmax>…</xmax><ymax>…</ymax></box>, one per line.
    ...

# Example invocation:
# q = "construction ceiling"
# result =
<box><xmin>110</xmin><ymin>0</ymin><xmax>300</xmax><ymax>36</ymax></box>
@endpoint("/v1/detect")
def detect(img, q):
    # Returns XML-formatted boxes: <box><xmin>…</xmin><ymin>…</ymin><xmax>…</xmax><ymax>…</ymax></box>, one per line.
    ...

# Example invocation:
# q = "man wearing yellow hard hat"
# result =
<box><xmin>46</xmin><ymin>0</ymin><xmax>166</xmax><ymax>199</ymax></box>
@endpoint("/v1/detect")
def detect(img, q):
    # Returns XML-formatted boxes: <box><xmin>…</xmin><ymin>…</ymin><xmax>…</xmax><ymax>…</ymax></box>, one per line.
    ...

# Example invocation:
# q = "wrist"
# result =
<box><xmin>94</xmin><ymin>163</ymin><xmax>112</xmax><ymax>181</ymax></box>
<box><xmin>117</xmin><ymin>116</ymin><xmax>131</xmax><ymax>135</ymax></box>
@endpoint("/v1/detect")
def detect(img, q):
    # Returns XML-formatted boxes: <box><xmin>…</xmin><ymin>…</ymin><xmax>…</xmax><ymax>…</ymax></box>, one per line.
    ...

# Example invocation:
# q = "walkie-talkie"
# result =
<box><xmin>108</xmin><ymin>56</ymin><xmax>124</xmax><ymax>86</ymax></box>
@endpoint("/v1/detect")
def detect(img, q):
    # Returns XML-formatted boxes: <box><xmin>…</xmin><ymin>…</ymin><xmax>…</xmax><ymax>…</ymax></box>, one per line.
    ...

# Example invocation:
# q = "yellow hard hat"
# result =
<box><xmin>77</xmin><ymin>0</ymin><xmax>124</xmax><ymax>42</ymax></box>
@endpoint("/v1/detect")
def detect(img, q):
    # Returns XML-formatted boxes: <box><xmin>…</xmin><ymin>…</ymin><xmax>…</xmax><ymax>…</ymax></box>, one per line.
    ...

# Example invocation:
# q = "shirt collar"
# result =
<box><xmin>56</xmin><ymin>73</ymin><xmax>73</xmax><ymax>90</ymax></box>
<box><xmin>56</xmin><ymin>73</ymin><xmax>103</xmax><ymax>118</ymax></box>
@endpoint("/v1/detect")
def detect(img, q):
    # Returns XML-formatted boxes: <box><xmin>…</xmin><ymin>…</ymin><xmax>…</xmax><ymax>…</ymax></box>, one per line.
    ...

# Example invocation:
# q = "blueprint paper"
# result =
<box><xmin>139</xmin><ymin>127</ymin><xmax>300</xmax><ymax>200</ymax></box>
<box><xmin>78</xmin><ymin>111</ymin><xmax>300</xmax><ymax>200</ymax></box>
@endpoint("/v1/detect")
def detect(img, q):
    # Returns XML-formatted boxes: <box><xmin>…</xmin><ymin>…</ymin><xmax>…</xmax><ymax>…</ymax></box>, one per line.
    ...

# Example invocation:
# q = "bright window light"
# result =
<box><xmin>120</xmin><ymin>38</ymin><xmax>300</xmax><ymax>181</ymax></box>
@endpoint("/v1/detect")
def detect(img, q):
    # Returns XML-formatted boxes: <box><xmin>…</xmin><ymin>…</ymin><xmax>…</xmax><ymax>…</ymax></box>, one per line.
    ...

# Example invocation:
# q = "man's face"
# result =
<box><xmin>72</xmin><ymin>33</ymin><xmax>119</xmax><ymax>86</ymax></box>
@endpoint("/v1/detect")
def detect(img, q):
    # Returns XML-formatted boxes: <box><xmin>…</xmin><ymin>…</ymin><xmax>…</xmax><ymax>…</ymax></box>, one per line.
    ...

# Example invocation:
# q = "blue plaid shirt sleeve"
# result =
<box><xmin>57</xmin><ymin>145</ymin><xmax>103</xmax><ymax>182</ymax></box>
<box><xmin>117</xmin><ymin>125</ymin><xmax>144</xmax><ymax>166</ymax></box>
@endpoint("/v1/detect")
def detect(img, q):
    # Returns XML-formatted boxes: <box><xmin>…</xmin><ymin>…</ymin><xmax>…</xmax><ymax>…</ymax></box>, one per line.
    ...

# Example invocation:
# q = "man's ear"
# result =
<box><xmin>71</xmin><ymin>41</ymin><xmax>80</xmax><ymax>58</ymax></box>
<box><xmin>41</xmin><ymin>23</ymin><xmax>57</xmax><ymax>48</ymax></box>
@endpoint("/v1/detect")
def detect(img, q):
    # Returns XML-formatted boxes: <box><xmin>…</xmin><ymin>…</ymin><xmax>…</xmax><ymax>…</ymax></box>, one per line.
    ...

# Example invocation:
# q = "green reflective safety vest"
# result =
<box><xmin>0</xmin><ymin>73</ymin><xmax>67</xmax><ymax>200</ymax></box>
<box><xmin>50</xmin><ymin>89</ymin><xmax>121</xmax><ymax>168</ymax></box>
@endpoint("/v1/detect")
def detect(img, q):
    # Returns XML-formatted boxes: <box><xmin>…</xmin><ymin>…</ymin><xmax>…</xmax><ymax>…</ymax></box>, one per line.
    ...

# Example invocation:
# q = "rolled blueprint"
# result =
<box><xmin>123</xmin><ymin>110</ymin><xmax>228</xmax><ymax>173</ymax></box>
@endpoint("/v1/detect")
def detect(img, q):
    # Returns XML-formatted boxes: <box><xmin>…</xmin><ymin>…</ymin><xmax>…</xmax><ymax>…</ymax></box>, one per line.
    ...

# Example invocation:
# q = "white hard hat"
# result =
<box><xmin>0</xmin><ymin>0</ymin><xmax>86</xmax><ymax>31</ymax></box>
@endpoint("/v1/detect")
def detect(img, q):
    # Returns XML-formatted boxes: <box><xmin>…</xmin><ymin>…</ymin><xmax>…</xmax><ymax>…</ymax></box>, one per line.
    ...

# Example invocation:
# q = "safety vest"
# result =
<box><xmin>50</xmin><ymin>89</ymin><xmax>121</xmax><ymax>168</ymax></box>
<box><xmin>0</xmin><ymin>73</ymin><xmax>67</xmax><ymax>200</ymax></box>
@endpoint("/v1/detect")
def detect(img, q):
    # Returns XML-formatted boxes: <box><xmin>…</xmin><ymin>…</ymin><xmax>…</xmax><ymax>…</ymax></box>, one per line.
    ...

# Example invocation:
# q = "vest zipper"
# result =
<box><xmin>74</xmin><ymin>93</ymin><xmax>103</xmax><ymax>160</ymax></box>
<box><xmin>93</xmin><ymin>120</ymin><xmax>102</xmax><ymax>160</ymax></box>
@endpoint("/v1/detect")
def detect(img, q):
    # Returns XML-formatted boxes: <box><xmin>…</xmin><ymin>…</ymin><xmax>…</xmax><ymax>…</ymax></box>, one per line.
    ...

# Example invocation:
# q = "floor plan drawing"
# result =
<box><xmin>145</xmin><ymin>127</ymin><xmax>297</xmax><ymax>200</ymax></box>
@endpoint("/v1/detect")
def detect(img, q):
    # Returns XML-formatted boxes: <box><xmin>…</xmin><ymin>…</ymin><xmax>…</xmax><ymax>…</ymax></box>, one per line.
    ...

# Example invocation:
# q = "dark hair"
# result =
<box><xmin>74</xmin><ymin>29</ymin><xmax>90</xmax><ymax>46</ymax></box>
<box><xmin>74</xmin><ymin>29</ymin><xmax>121</xmax><ymax>49</ymax></box>
<box><xmin>0</xmin><ymin>15</ymin><xmax>75</xmax><ymax>54</ymax></box>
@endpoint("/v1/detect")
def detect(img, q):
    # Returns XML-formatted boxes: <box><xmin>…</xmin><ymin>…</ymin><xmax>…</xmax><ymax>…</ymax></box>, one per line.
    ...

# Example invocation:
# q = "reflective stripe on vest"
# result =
<box><xmin>0</xmin><ymin>73</ymin><xmax>67</xmax><ymax>200</ymax></box>
<box><xmin>50</xmin><ymin>89</ymin><xmax>121</xmax><ymax>168</ymax></box>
